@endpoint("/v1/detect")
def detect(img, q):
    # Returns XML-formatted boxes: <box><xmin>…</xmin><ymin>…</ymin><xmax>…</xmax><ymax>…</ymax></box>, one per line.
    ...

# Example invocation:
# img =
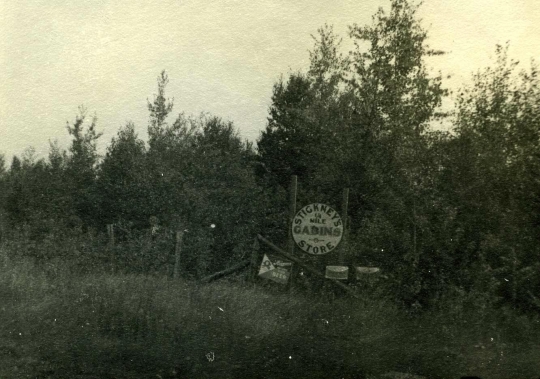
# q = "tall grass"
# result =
<box><xmin>1</xmin><ymin>244</ymin><xmax>540</xmax><ymax>378</ymax></box>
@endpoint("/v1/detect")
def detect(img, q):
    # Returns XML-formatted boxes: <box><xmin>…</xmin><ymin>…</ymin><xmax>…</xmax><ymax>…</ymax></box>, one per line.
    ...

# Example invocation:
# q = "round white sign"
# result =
<box><xmin>292</xmin><ymin>203</ymin><xmax>343</xmax><ymax>255</ymax></box>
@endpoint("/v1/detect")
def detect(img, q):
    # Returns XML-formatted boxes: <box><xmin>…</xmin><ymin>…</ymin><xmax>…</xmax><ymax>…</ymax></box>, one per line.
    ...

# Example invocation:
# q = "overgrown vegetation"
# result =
<box><xmin>1</xmin><ymin>0</ymin><xmax>540</xmax><ymax>376</ymax></box>
<box><xmin>2</xmin><ymin>249</ymin><xmax>540</xmax><ymax>379</ymax></box>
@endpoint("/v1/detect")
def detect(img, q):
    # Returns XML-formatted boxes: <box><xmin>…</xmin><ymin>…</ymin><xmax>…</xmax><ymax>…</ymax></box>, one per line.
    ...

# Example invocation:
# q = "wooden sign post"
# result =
<box><xmin>249</xmin><ymin>237</ymin><xmax>260</xmax><ymax>283</ymax></box>
<box><xmin>339</xmin><ymin>188</ymin><xmax>349</xmax><ymax>265</ymax></box>
<box><xmin>287</xmin><ymin>175</ymin><xmax>298</xmax><ymax>291</ymax></box>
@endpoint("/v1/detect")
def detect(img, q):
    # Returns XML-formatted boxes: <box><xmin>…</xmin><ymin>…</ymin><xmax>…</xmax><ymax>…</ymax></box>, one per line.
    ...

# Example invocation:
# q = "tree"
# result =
<box><xmin>0</xmin><ymin>153</ymin><xmax>8</xmax><ymax>241</ymax></box>
<box><xmin>257</xmin><ymin>72</ymin><xmax>318</xmax><ymax>186</ymax></box>
<box><xmin>180</xmin><ymin>116</ymin><xmax>264</xmax><ymax>276</ymax></box>
<box><xmin>257</xmin><ymin>25</ymin><xmax>359</xmax><ymax>224</ymax></box>
<box><xmin>96</xmin><ymin>122</ymin><xmax>149</xmax><ymax>227</ymax></box>
<box><xmin>65</xmin><ymin>107</ymin><xmax>102</xmax><ymax>227</ymax></box>
<box><xmin>3</xmin><ymin>149</ymin><xmax>51</xmax><ymax>234</ymax></box>
<box><xmin>147</xmin><ymin>70</ymin><xmax>174</xmax><ymax>150</ymax></box>
<box><xmin>0</xmin><ymin>154</ymin><xmax>5</xmax><ymax>177</ymax></box>
<box><xmin>141</xmin><ymin>72</ymin><xmax>280</xmax><ymax>276</ymax></box>
<box><xmin>347</xmin><ymin>0</ymin><xmax>446</xmax><ymax>135</ymax></box>
<box><xmin>257</xmin><ymin>0</ymin><xmax>450</xmax><ymax>305</ymax></box>
<box><xmin>43</xmin><ymin>141</ymin><xmax>72</xmax><ymax>226</ymax></box>
<box><xmin>452</xmin><ymin>44</ymin><xmax>540</xmax><ymax>310</ymax></box>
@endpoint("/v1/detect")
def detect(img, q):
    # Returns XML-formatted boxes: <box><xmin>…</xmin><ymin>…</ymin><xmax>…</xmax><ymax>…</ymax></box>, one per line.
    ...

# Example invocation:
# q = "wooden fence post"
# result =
<box><xmin>107</xmin><ymin>224</ymin><xmax>115</xmax><ymax>272</ymax></box>
<box><xmin>107</xmin><ymin>224</ymin><xmax>115</xmax><ymax>246</ymax></box>
<box><xmin>173</xmin><ymin>230</ymin><xmax>184</xmax><ymax>279</ymax></box>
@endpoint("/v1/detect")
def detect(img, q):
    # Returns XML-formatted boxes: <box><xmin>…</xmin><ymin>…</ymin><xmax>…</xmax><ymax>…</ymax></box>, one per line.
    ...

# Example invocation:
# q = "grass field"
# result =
<box><xmin>1</xmin><ymin>247</ymin><xmax>540</xmax><ymax>379</ymax></box>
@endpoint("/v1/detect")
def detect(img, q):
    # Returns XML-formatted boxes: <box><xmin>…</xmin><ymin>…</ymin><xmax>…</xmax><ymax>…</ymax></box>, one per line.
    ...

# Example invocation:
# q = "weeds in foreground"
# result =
<box><xmin>1</xmin><ymin>250</ymin><xmax>540</xmax><ymax>378</ymax></box>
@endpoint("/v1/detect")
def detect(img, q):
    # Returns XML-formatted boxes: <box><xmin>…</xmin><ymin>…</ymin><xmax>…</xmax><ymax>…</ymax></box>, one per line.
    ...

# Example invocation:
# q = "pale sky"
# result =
<box><xmin>1</xmin><ymin>0</ymin><xmax>539</xmax><ymax>163</ymax></box>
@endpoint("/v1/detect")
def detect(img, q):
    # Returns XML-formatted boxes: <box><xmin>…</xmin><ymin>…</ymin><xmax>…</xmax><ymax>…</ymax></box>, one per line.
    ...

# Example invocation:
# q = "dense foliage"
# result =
<box><xmin>1</xmin><ymin>0</ymin><xmax>539</xmax><ymax>313</ymax></box>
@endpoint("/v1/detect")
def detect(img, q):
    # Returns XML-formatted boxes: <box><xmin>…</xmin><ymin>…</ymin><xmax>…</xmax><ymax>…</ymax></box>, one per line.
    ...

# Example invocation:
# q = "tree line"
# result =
<box><xmin>1</xmin><ymin>0</ymin><xmax>539</xmax><ymax>311</ymax></box>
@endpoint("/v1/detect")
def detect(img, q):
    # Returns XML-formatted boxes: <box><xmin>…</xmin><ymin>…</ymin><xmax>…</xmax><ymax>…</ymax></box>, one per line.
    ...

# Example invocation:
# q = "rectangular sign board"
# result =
<box><xmin>258</xmin><ymin>254</ymin><xmax>293</xmax><ymax>284</ymax></box>
<box><xmin>325</xmin><ymin>265</ymin><xmax>349</xmax><ymax>280</ymax></box>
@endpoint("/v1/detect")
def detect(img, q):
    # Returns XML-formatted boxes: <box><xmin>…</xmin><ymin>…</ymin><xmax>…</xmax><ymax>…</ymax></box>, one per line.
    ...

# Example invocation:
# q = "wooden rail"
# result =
<box><xmin>200</xmin><ymin>259</ymin><xmax>251</xmax><ymax>284</ymax></box>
